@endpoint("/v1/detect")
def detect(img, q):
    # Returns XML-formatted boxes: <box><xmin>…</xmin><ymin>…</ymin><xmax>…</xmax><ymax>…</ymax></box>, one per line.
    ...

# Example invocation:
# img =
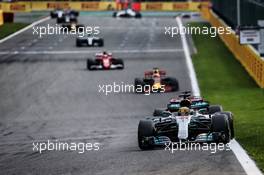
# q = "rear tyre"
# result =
<box><xmin>76</xmin><ymin>25</ymin><xmax>85</xmax><ymax>33</ymax></box>
<box><xmin>57</xmin><ymin>18</ymin><xmax>63</xmax><ymax>24</ymax></box>
<box><xmin>209</xmin><ymin>105</ymin><xmax>223</xmax><ymax>114</ymax></box>
<box><xmin>138</xmin><ymin>120</ymin><xmax>155</xmax><ymax>150</ymax></box>
<box><xmin>70</xmin><ymin>18</ymin><xmax>78</xmax><ymax>23</ymax></box>
<box><xmin>113</xmin><ymin>12</ymin><xmax>117</xmax><ymax>17</ymax></box>
<box><xmin>211</xmin><ymin>114</ymin><xmax>231</xmax><ymax>144</ymax></box>
<box><xmin>162</xmin><ymin>77</ymin><xmax>179</xmax><ymax>91</ymax></box>
<box><xmin>112</xmin><ymin>59</ymin><xmax>124</xmax><ymax>69</ymax></box>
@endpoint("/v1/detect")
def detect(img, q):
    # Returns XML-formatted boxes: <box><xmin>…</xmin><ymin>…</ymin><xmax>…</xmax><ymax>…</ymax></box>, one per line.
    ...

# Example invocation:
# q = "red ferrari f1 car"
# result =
<box><xmin>87</xmin><ymin>51</ymin><xmax>124</xmax><ymax>70</ymax></box>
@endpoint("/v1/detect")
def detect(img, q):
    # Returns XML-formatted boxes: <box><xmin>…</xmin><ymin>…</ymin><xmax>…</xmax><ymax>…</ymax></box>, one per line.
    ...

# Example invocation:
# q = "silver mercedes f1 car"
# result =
<box><xmin>138</xmin><ymin>99</ymin><xmax>234</xmax><ymax>150</ymax></box>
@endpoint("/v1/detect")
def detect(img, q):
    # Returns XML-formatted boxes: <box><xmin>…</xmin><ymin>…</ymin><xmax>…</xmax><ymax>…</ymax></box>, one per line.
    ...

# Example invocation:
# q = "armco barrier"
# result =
<box><xmin>209</xmin><ymin>10</ymin><xmax>264</xmax><ymax>88</ymax></box>
<box><xmin>0</xmin><ymin>1</ymin><xmax>203</xmax><ymax>12</ymax></box>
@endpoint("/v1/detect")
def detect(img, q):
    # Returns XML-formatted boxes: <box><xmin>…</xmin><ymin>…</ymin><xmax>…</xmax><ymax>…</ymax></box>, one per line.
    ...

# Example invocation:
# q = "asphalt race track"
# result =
<box><xmin>0</xmin><ymin>15</ymin><xmax>247</xmax><ymax>175</ymax></box>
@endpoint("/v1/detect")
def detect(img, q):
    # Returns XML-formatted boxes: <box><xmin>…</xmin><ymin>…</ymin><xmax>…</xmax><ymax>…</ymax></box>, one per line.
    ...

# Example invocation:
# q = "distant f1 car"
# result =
<box><xmin>61</xmin><ymin>22</ymin><xmax>84</xmax><ymax>32</ymax></box>
<box><xmin>87</xmin><ymin>52</ymin><xmax>124</xmax><ymax>70</ymax></box>
<box><xmin>138</xmin><ymin>104</ymin><xmax>234</xmax><ymax>150</ymax></box>
<box><xmin>57</xmin><ymin>10</ymin><xmax>79</xmax><ymax>24</ymax></box>
<box><xmin>113</xmin><ymin>8</ymin><xmax>142</xmax><ymax>18</ymax></box>
<box><xmin>153</xmin><ymin>91</ymin><xmax>223</xmax><ymax>116</ymax></box>
<box><xmin>134</xmin><ymin>68</ymin><xmax>179</xmax><ymax>93</ymax></box>
<box><xmin>50</xmin><ymin>9</ymin><xmax>79</xmax><ymax>23</ymax></box>
<box><xmin>76</xmin><ymin>34</ymin><xmax>104</xmax><ymax>47</ymax></box>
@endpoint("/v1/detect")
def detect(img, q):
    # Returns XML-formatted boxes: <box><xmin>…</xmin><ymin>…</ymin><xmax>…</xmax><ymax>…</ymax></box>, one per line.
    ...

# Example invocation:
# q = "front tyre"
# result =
<box><xmin>76</xmin><ymin>40</ymin><xmax>82</xmax><ymax>47</ymax></box>
<box><xmin>98</xmin><ymin>39</ymin><xmax>104</xmax><ymax>47</ymax></box>
<box><xmin>218</xmin><ymin>111</ymin><xmax>234</xmax><ymax>139</ymax></box>
<box><xmin>135</xmin><ymin>13</ymin><xmax>142</xmax><ymax>18</ymax></box>
<box><xmin>211</xmin><ymin>114</ymin><xmax>231</xmax><ymax>144</ymax></box>
<box><xmin>86</xmin><ymin>59</ymin><xmax>94</xmax><ymax>70</ymax></box>
<box><xmin>138</xmin><ymin>120</ymin><xmax>155</xmax><ymax>150</ymax></box>
<box><xmin>134</xmin><ymin>78</ymin><xmax>145</xmax><ymax>94</ymax></box>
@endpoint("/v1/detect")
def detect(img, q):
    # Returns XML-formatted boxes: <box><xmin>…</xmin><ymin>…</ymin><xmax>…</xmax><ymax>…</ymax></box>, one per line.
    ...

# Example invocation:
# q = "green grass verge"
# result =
<box><xmin>191</xmin><ymin>23</ymin><xmax>264</xmax><ymax>171</ymax></box>
<box><xmin>0</xmin><ymin>23</ymin><xmax>28</xmax><ymax>40</ymax></box>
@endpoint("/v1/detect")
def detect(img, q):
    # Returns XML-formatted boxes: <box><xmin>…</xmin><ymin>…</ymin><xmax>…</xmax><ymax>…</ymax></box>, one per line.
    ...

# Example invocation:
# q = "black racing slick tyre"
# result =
<box><xmin>138</xmin><ymin>120</ymin><xmax>155</xmax><ymax>150</ymax></box>
<box><xmin>57</xmin><ymin>18</ymin><xmax>64</xmax><ymax>24</ymax></box>
<box><xmin>209</xmin><ymin>105</ymin><xmax>223</xmax><ymax>114</ymax></box>
<box><xmin>76</xmin><ymin>40</ymin><xmax>82</xmax><ymax>47</ymax></box>
<box><xmin>76</xmin><ymin>25</ymin><xmax>85</xmax><ymax>33</ymax></box>
<box><xmin>135</xmin><ymin>13</ymin><xmax>142</xmax><ymax>18</ymax></box>
<box><xmin>134</xmin><ymin>78</ymin><xmax>145</xmax><ymax>93</ymax></box>
<box><xmin>211</xmin><ymin>114</ymin><xmax>231</xmax><ymax>144</ymax></box>
<box><xmin>119</xmin><ymin>59</ymin><xmax>124</xmax><ymax>69</ymax></box>
<box><xmin>70</xmin><ymin>18</ymin><xmax>78</xmax><ymax>23</ymax></box>
<box><xmin>162</xmin><ymin>77</ymin><xmax>179</xmax><ymax>91</ymax></box>
<box><xmin>98</xmin><ymin>39</ymin><xmax>104</xmax><ymax>47</ymax></box>
<box><xmin>86</xmin><ymin>59</ymin><xmax>94</xmax><ymax>70</ymax></box>
<box><xmin>50</xmin><ymin>12</ymin><xmax>57</xmax><ymax>18</ymax></box>
<box><xmin>218</xmin><ymin>111</ymin><xmax>234</xmax><ymax>139</ymax></box>
<box><xmin>112</xmin><ymin>59</ymin><xmax>124</xmax><ymax>69</ymax></box>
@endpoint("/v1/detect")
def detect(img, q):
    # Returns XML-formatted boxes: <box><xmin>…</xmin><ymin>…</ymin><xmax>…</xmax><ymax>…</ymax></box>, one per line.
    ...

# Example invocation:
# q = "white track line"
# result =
<box><xmin>0</xmin><ymin>16</ymin><xmax>50</xmax><ymax>44</ymax></box>
<box><xmin>176</xmin><ymin>17</ymin><xmax>200</xmax><ymax>96</ymax></box>
<box><xmin>176</xmin><ymin>17</ymin><xmax>263</xmax><ymax>175</ymax></box>
<box><xmin>0</xmin><ymin>49</ymin><xmax>183</xmax><ymax>55</ymax></box>
<box><xmin>230</xmin><ymin>139</ymin><xmax>263</xmax><ymax>175</ymax></box>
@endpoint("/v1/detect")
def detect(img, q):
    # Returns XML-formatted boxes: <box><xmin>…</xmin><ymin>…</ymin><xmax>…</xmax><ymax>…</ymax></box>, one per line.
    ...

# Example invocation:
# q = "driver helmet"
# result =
<box><xmin>178</xmin><ymin>107</ymin><xmax>190</xmax><ymax>116</ymax></box>
<box><xmin>153</xmin><ymin>68</ymin><xmax>160</xmax><ymax>78</ymax></box>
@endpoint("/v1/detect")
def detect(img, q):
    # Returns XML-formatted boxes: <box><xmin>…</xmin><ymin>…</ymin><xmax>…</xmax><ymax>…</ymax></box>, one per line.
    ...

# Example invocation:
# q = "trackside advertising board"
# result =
<box><xmin>239</xmin><ymin>29</ymin><xmax>260</xmax><ymax>45</ymax></box>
